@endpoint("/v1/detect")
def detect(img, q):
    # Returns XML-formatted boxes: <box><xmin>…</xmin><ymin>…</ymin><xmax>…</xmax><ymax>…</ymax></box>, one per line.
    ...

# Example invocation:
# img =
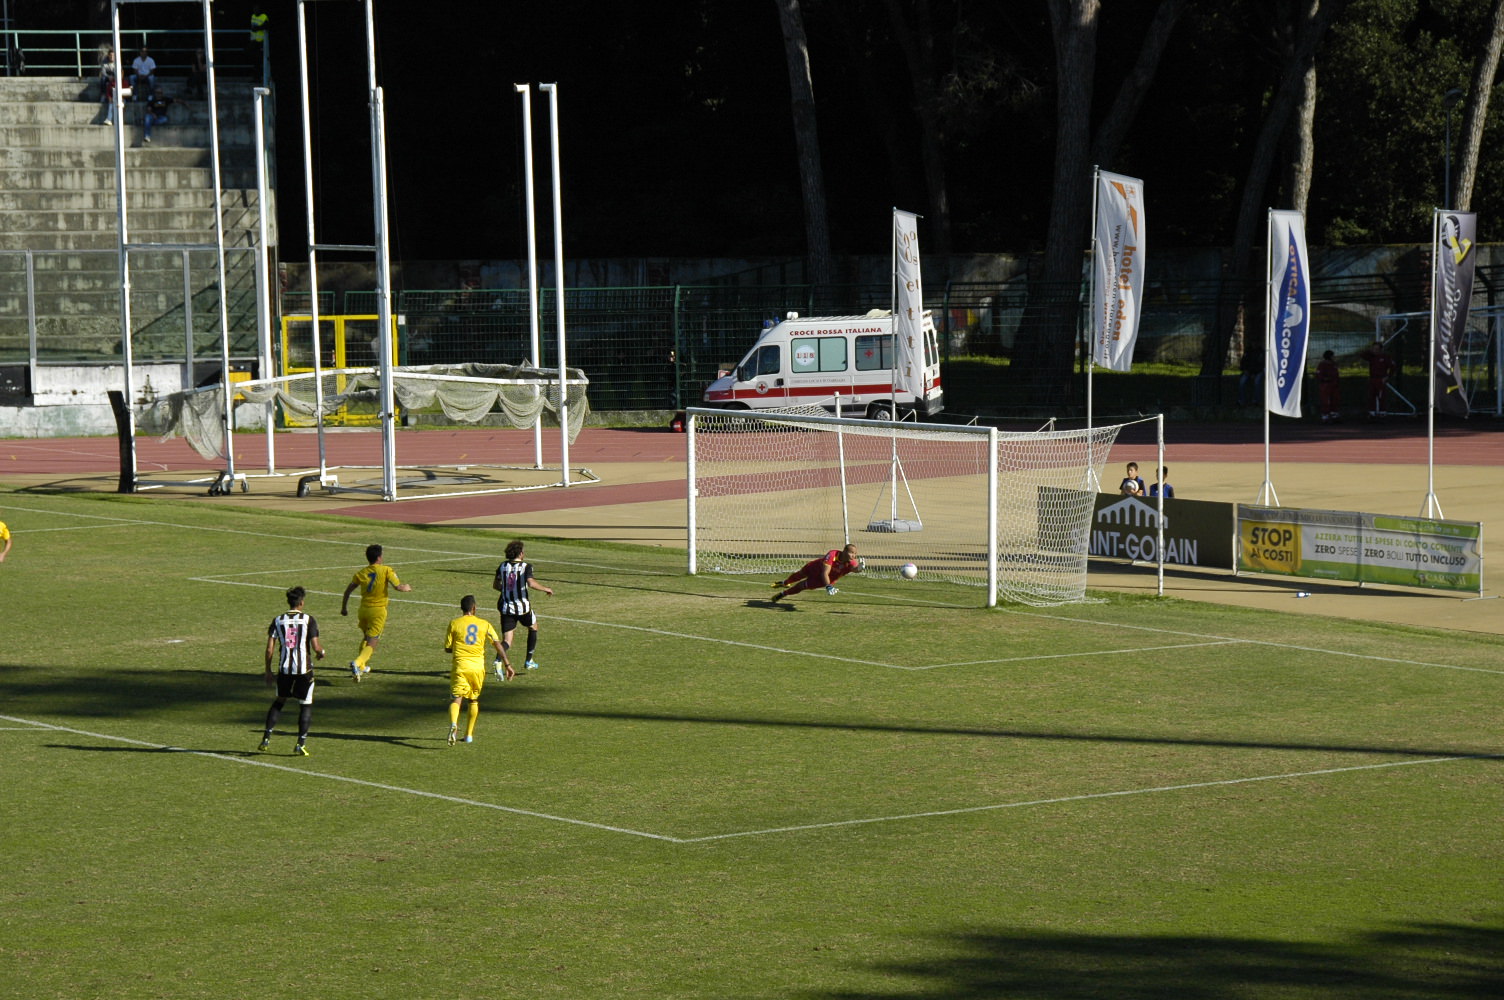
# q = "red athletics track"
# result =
<box><xmin>4</xmin><ymin>420</ymin><xmax>1501</xmax><ymax>473</ymax></box>
<box><xmin>2</xmin><ymin>420</ymin><xmax>1500</xmax><ymax>527</ymax></box>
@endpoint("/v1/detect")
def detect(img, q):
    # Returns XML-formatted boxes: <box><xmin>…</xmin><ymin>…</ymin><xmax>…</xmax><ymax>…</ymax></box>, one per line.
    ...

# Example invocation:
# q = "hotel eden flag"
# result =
<box><xmin>1432</xmin><ymin>210</ymin><xmax>1476</xmax><ymax>418</ymax></box>
<box><xmin>1091</xmin><ymin>170</ymin><xmax>1146</xmax><ymax>372</ymax></box>
<box><xmin>892</xmin><ymin>209</ymin><xmax>925</xmax><ymax>398</ymax></box>
<box><xmin>1265</xmin><ymin>210</ymin><xmax>1311</xmax><ymax>418</ymax></box>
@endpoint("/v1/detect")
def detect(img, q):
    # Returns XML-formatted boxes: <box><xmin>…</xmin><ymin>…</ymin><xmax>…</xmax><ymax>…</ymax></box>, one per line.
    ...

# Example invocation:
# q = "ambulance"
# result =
<box><xmin>701</xmin><ymin>309</ymin><xmax>944</xmax><ymax>418</ymax></box>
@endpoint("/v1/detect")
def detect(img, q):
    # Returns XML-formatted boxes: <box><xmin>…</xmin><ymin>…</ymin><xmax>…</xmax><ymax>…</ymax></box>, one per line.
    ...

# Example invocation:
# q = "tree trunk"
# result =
<box><xmin>1201</xmin><ymin>0</ymin><xmax>1350</xmax><ymax>378</ymax></box>
<box><xmin>883</xmin><ymin>0</ymin><xmax>953</xmax><ymax>253</ymax></box>
<box><xmin>1288</xmin><ymin>61</ymin><xmax>1317</xmax><ymax>214</ymax></box>
<box><xmin>1454</xmin><ymin>0</ymin><xmax>1504</xmax><ymax>211</ymax></box>
<box><xmin>1089</xmin><ymin>0</ymin><xmax>1189</xmax><ymax>166</ymax></box>
<box><xmin>774</xmin><ymin>0</ymin><xmax>834</xmax><ymax>290</ymax></box>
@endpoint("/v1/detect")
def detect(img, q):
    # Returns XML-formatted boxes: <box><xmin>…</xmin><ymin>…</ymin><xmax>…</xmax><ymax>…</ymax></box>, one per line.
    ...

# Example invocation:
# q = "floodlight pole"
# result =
<box><xmin>109</xmin><ymin>4</ymin><xmax>136</xmax><ymax>491</ymax></box>
<box><xmin>516</xmin><ymin>83</ymin><xmax>544</xmax><ymax>470</ymax></box>
<box><xmin>542</xmin><ymin>82</ymin><xmax>569</xmax><ymax>485</ymax></box>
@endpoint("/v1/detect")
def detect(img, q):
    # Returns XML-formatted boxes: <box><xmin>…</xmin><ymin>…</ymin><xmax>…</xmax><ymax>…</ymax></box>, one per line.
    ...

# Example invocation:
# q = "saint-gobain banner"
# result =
<box><xmin>1266</xmin><ymin>210</ymin><xmax>1310</xmax><ymax>418</ymax></box>
<box><xmin>1091</xmin><ymin>170</ymin><xmax>1145</xmax><ymax>372</ymax></box>
<box><xmin>1433</xmin><ymin>210</ymin><xmax>1477</xmax><ymax>418</ymax></box>
<box><xmin>1087</xmin><ymin>492</ymin><xmax>1235</xmax><ymax>569</ymax></box>
<box><xmin>1237</xmin><ymin>505</ymin><xmax>1481</xmax><ymax>594</ymax></box>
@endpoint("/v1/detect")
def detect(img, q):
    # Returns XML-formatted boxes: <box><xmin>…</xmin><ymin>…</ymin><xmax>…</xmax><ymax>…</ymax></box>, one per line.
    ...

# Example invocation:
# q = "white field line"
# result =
<box><xmin>0</xmin><ymin>714</ymin><xmax>679</xmax><ymax>843</ymax></box>
<box><xmin>0</xmin><ymin>501</ymin><xmax>675</xmax><ymax>575</ymax></box>
<box><xmin>1008</xmin><ymin>608</ymin><xmax>1504</xmax><ymax>676</ymax></box>
<box><xmin>679</xmin><ymin>753</ymin><xmax>1501</xmax><ymax>842</ymax></box>
<box><xmin>6</xmin><ymin>712</ymin><xmax>1492</xmax><ymax>844</ymax></box>
<box><xmin>10</xmin><ymin>500</ymin><xmax>1497</xmax><ymax>676</ymax></box>
<box><xmin>923</xmin><ymin>639</ymin><xmax>1241</xmax><ymax>668</ymax></box>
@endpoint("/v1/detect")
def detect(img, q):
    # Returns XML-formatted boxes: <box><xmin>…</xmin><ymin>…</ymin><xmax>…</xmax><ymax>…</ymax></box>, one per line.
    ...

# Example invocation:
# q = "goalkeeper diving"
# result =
<box><xmin>770</xmin><ymin>544</ymin><xmax>863</xmax><ymax>603</ymax></box>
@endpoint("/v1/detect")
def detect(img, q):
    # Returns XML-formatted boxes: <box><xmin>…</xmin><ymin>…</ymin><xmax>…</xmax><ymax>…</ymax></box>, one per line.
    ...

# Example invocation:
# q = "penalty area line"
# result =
<box><xmin>2</xmin><ymin>714</ymin><xmax>683</xmax><ymax>843</ymax></box>
<box><xmin>681</xmin><ymin>752</ymin><xmax>1501</xmax><ymax>842</ymax></box>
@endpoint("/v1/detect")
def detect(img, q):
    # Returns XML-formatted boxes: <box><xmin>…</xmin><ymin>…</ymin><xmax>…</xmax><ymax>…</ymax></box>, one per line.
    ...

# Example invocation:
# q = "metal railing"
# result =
<box><xmin>0</xmin><ymin>27</ymin><xmax>265</xmax><ymax>83</ymax></box>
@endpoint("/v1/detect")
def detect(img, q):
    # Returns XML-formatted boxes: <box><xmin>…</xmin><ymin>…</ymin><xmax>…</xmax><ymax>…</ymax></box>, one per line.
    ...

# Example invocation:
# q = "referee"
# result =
<box><xmin>260</xmin><ymin>585</ymin><xmax>325</xmax><ymax>756</ymax></box>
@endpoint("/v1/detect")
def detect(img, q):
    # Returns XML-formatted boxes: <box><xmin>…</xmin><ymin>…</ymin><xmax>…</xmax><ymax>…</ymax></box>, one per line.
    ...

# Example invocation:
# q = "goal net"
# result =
<box><xmin>687</xmin><ymin>407</ymin><xmax>1124</xmax><ymax>607</ymax></box>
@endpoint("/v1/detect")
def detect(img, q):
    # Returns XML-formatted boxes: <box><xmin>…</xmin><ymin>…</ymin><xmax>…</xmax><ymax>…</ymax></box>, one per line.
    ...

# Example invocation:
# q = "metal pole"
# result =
<box><xmin>253</xmin><ymin>85</ymin><xmax>276</xmax><ymax>474</ymax></box>
<box><xmin>110</xmin><ymin>6</ymin><xmax>137</xmax><ymax>492</ymax></box>
<box><xmin>1422</xmin><ymin>209</ymin><xmax>1443</xmax><ymax>519</ymax></box>
<box><xmin>365</xmin><ymin>0</ymin><xmax>397</xmax><ymax>501</ymax></box>
<box><xmin>1085</xmin><ymin>165</ymin><xmax>1101</xmax><ymax>491</ymax></box>
<box><xmin>516</xmin><ymin>83</ymin><xmax>543</xmax><ymax>469</ymax></box>
<box><xmin>202</xmin><ymin>0</ymin><xmax>236</xmax><ymax>487</ymax></box>
<box><xmin>1256</xmin><ymin>209</ymin><xmax>1278</xmax><ymax>506</ymax></box>
<box><xmin>295</xmin><ymin>0</ymin><xmax>329</xmax><ymax>484</ymax></box>
<box><xmin>542</xmin><ymin>82</ymin><xmax>569</xmax><ymax>485</ymax></box>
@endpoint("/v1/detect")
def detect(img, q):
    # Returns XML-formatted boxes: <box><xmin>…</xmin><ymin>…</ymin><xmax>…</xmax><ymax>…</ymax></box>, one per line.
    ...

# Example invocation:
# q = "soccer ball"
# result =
<box><xmin>900</xmin><ymin>562</ymin><xmax>918</xmax><ymax>579</ymax></box>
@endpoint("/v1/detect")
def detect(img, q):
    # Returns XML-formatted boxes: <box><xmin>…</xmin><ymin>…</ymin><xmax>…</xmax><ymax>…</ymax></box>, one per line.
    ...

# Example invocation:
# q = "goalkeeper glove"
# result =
<box><xmin>825</xmin><ymin>585</ymin><xmax>838</xmax><ymax>596</ymax></box>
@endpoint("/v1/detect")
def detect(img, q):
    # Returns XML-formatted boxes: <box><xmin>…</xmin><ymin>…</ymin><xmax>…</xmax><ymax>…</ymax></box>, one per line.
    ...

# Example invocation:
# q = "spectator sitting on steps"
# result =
<box><xmin>142</xmin><ymin>92</ymin><xmax>174</xmax><ymax>144</ymax></box>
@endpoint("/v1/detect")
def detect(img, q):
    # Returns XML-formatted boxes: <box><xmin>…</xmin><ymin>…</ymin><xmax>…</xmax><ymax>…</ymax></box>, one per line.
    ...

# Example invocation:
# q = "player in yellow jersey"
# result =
<box><xmin>0</xmin><ymin>511</ymin><xmax>11</xmax><ymax>564</ymax></box>
<box><xmin>340</xmin><ymin>543</ymin><xmax>412</xmax><ymax>682</ymax></box>
<box><xmin>445</xmin><ymin>594</ymin><xmax>511</xmax><ymax>744</ymax></box>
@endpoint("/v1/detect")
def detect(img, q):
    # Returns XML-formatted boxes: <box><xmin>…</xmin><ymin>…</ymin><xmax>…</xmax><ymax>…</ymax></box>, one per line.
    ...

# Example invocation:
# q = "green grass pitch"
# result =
<box><xmin>1</xmin><ymin>489</ymin><xmax>1500</xmax><ymax>998</ymax></box>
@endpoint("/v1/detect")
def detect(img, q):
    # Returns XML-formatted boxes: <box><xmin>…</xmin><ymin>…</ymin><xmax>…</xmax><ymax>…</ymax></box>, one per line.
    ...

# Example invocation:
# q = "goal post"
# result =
<box><xmin>686</xmin><ymin>407</ymin><xmax>1125</xmax><ymax>607</ymax></box>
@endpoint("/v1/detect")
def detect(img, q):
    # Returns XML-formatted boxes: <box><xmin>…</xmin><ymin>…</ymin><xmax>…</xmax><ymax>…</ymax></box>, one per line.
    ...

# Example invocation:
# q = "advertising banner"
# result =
<box><xmin>1091</xmin><ymin>170</ymin><xmax>1145</xmax><ymax>372</ymax></box>
<box><xmin>1087</xmin><ymin>492</ymin><xmax>1235</xmax><ymax>569</ymax></box>
<box><xmin>1237</xmin><ymin>505</ymin><xmax>1481</xmax><ymax>594</ymax></box>
<box><xmin>892</xmin><ymin>209</ymin><xmax>925</xmax><ymax>399</ymax></box>
<box><xmin>1432</xmin><ymin>210</ymin><xmax>1477</xmax><ymax>418</ymax></box>
<box><xmin>1266</xmin><ymin>210</ymin><xmax>1311</xmax><ymax>418</ymax></box>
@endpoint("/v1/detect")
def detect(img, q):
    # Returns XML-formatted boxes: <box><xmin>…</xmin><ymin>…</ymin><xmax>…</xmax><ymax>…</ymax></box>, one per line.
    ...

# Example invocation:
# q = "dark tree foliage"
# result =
<box><xmin>16</xmin><ymin>0</ymin><xmax>1504</xmax><ymax>264</ymax></box>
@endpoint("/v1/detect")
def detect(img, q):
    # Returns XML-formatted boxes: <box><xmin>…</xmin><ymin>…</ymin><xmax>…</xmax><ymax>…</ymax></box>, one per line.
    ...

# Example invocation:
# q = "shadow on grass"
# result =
<box><xmin>801</xmin><ymin>920</ymin><xmax>1504</xmax><ymax>1000</ymax></box>
<box><xmin>3</xmin><ymin>662</ymin><xmax>1497</xmax><ymax>762</ymax></box>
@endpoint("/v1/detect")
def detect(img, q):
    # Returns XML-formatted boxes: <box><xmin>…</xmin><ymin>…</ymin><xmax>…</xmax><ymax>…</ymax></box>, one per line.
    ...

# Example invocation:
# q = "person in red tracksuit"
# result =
<box><xmin>770</xmin><ymin>544</ymin><xmax>862</xmax><ymax>602</ymax></box>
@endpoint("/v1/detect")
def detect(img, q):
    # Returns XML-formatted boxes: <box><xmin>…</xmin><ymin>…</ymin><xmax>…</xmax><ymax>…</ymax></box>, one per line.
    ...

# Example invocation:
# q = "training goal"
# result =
<box><xmin>131</xmin><ymin>362</ymin><xmax>592</xmax><ymax>499</ymax></box>
<box><xmin>686</xmin><ymin>406</ymin><xmax>1125</xmax><ymax>607</ymax></box>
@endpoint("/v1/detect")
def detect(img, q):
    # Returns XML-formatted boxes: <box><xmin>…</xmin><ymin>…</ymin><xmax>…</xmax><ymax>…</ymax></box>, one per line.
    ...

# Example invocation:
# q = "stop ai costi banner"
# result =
<box><xmin>1237</xmin><ymin>505</ymin><xmax>1481</xmax><ymax>594</ymax></box>
<box><xmin>1265</xmin><ymin>210</ymin><xmax>1311</xmax><ymax>418</ymax></box>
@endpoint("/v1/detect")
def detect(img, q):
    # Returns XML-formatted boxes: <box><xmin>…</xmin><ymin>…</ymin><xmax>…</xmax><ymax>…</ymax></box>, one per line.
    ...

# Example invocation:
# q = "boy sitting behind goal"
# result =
<box><xmin>771</xmin><ymin>544</ymin><xmax>862</xmax><ymax>602</ymax></box>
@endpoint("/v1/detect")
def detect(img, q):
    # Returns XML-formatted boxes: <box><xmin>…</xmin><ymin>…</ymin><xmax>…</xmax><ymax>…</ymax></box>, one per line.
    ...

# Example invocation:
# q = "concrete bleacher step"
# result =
<box><xmin>0</xmin><ymin>76</ymin><xmax>274</xmax><ymax>369</ymax></box>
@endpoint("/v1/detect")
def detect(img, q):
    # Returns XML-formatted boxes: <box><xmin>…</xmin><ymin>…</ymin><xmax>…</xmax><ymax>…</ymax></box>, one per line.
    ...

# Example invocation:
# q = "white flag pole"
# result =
<box><xmin>1422</xmin><ymin>208</ymin><xmax>1443</xmax><ymax>518</ymax></box>
<box><xmin>542</xmin><ymin>82</ymin><xmax>569</xmax><ymax>486</ymax></box>
<box><xmin>1256</xmin><ymin>208</ymin><xmax>1278</xmax><ymax>506</ymax></box>
<box><xmin>1085</xmin><ymin>166</ymin><xmax>1101</xmax><ymax>491</ymax></box>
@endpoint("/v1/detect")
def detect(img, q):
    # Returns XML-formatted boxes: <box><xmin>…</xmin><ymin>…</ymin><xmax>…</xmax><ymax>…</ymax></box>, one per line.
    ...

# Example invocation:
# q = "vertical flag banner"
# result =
<box><xmin>1266</xmin><ymin>210</ymin><xmax>1311</xmax><ymax>418</ymax></box>
<box><xmin>892</xmin><ymin>209</ymin><xmax>924</xmax><ymax>398</ymax></box>
<box><xmin>1091</xmin><ymin>170</ymin><xmax>1146</xmax><ymax>372</ymax></box>
<box><xmin>1432</xmin><ymin>211</ymin><xmax>1476</xmax><ymax>418</ymax></box>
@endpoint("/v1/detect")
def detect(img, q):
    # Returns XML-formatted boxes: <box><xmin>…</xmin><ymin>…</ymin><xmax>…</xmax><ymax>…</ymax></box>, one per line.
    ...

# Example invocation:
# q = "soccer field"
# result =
<box><xmin>1</xmin><ymin>490</ymin><xmax>1500</xmax><ymax>999</ymax></box>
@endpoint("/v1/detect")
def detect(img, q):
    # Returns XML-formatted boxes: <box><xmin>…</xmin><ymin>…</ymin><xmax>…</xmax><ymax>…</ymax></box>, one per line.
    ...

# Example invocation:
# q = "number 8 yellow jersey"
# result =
<box><xmin>445</xmin><ymin>613</ymin><xmax>498</xmax><ymax>671</ymax></box>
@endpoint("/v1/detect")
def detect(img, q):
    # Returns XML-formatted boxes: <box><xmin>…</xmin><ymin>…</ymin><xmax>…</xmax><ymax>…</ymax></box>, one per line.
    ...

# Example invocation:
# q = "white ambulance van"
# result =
<box><xmin>701</xmin><ymin>309</ymin><xmax>943</xmax><ymax>418</ymax></box>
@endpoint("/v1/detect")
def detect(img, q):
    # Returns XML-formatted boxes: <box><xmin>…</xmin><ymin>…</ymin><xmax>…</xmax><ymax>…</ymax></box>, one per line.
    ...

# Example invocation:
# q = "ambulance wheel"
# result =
<box><xmin>866</xmin><ymin>402</ymin><xmax>894</xmax><ymax>421</ymax></box>
<box><xmin>725</xmin><ymin>402</ymin><xmax>750</xmax><ymax>411</ymax></box>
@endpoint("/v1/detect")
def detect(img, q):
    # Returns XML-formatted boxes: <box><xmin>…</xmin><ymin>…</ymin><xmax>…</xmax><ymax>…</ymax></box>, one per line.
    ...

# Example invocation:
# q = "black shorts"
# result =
<box><xmin>500</xmin><ymin>610</ymin><xmax>536</xmax><ymax>633</ymax></box>
<box><xmin>275</xmin><ymin>672</ymin><xmax>315</xmax><ymax>705</ymax></box>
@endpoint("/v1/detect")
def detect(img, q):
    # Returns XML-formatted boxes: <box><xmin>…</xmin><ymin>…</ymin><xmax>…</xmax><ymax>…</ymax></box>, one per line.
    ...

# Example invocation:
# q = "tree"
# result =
<box><xmin>774</xmin><ymin>0</ymin><xmax>834</xmax><ymax>289</ymax></box>
<box><xmin>1016</xmin><ymin>0</ymin><xmax>1188</xmax><ymax>397</ymax></box>
<box><xmin>1454</xmin><ymin>0</ymin><xmax>1504</xmax><ymax>211</ymax></box>
<box><xmin>1201</xmin><ymin>0</ymin><xmax>1351</xmax><ymax>379</ymax></box>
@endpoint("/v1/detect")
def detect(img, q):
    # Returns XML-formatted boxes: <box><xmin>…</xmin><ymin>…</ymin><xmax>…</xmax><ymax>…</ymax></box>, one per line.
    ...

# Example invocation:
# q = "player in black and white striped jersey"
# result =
<box><xmin>492</xmin><ymin>540</ymin><xmax>554</xmax><ymax>671</ymax></box>
<box><xmin>259</xmin><ymin>585</ymin><xmax>325</xmax><ymax>755</ymax></box>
